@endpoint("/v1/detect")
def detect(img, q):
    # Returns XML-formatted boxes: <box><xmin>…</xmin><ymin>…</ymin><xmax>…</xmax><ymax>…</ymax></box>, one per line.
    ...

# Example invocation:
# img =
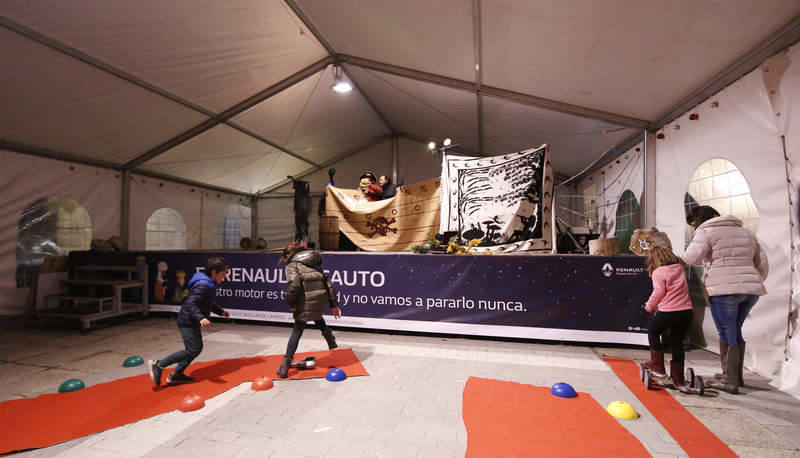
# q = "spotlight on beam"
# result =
<box><xmin>330</xmin><ymin>65</ymin><xmax>353</xmax><ymax>93</ymax></box>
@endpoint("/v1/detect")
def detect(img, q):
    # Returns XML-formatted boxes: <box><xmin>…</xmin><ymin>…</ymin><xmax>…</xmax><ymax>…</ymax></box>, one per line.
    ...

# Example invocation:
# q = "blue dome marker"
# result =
<box><xmin>550</xmin><ymin>382</ymin><xmax>577</xmax><ymax>398</ymax></box>
<box><xmin>325</xmin><ymin>368</ymin><xmax>347</xmax><ymax>382</ymax></box>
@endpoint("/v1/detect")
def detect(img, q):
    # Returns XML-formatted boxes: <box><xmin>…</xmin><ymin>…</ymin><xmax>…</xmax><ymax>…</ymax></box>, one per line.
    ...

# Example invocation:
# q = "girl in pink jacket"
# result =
<box><xmin>643</xmin><ymin>245</ymin><xmax>695</xmax><ymax>391</ymax></box>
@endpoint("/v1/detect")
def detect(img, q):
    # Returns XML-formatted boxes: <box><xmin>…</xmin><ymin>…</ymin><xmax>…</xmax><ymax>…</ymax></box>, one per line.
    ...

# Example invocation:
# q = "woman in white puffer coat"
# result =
<box><xmin>681</xmin><ymin>206</ymin><xmax>769</xmax><ymax>394</ymax></box>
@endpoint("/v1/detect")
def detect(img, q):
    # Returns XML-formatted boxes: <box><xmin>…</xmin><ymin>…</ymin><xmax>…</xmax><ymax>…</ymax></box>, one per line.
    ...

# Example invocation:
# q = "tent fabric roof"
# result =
<box><xmin>1</xmin><ymin>1</ymin><xmax>799</xmax><ymax>194</ymax></box>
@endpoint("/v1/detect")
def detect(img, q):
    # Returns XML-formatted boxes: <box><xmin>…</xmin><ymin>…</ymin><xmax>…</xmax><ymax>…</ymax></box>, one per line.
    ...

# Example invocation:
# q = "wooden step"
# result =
<box><xmin>73</xmin><ymin>265</ymin><xmax>137</xmax><ymax>272</ymax></box>
<box><xmin>61</xmin><ymin>279</ymin><xmax>144</xmax><ymax>287</ymax></box>
<box><xmin>46</xmin><ymin>295</ymin><xmax>114</xmax><ymax>302</ymax></box>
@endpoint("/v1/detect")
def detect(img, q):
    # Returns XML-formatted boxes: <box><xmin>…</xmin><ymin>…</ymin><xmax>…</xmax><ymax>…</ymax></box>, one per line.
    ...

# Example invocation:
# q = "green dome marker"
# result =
<box><xmin>123</xmin><ymin>356</ymin><xmax>144</xmax><ymax>367</ymax></box>
<box><xmin>58</xmin><ymin>379</ymin><xmax>85</xmax><ymax>393</ymax></box>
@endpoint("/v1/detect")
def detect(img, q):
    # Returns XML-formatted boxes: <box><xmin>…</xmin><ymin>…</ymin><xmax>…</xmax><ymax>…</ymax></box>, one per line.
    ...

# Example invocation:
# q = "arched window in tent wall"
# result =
<box><xmin>684</xmin><ymin>158</ymin><xmax>759</xmax><ymax>248</ymax></box>
<box><xmin>146</xmin><ymin>208</ymin><xmax>187</xmax><ymax>250</ymax></box>
<box><xmin>212</xmin><ymin>215</ymin><xmax>242</xmax><ymax>249</ymax></box>
<box><xmin>614</xmin><ymin>190</ymin><xmax>641</xmax><ymax>254</ymax></box>
<box><xmin>16</xmin><ymin>196</ymin><xmax>92</xmax><ymax>287</ymax></box>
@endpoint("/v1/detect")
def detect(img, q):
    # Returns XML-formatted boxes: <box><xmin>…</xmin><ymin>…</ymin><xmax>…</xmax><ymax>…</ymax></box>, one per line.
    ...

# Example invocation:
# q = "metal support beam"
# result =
<box><xmin>556</xmin><ymin>130</ymin><xmax>644</xmax><ymax>186</ymax></box>
<box><xmin>283</xmin><ymin>0</ymin><xmax>394</xmax><ymax>134</ymax></box>
<box><xmin>642</xmin><ymin>131</ymin><xmax>657</xmax><ymax>227</ymax></box>
<box><xmin>395</xmin><ymin>131</ymin><xmax>486</xmax><ymax>157</ymax></box>
<box><xmin>130</xmin><ymin>168</ymin><xmax>253</xmax><ymax>198</ymax></box>
<box><xmin>120</xmin><ymin>170</ymin><xmax>131</xmax><ymax>247</ymax></box>
<box><xmin>650</xmin><ymin>14</ymin><xmax>800</xmax><ymax>130</ymax></box>
<box><xmin>257</xmin><ymin>134</ymin><xmax>391</xmax><ymax>195</ymax></box>
<box><xmin>0</xmin><ymin>141</ymin><xmax>122</xmax><ymax>170</ymax></box>
<box><xmin>339</xmin><ymin>54</ymin><xmax>649</xmax><ymax>129</ymax></box>
<box><xmin>125</xmin><ymin>57</ymin><xmax>333</xmax><ymax>168</ymax></box>
<box><xmin>226</xmin><ymin>121</ymin><xmax>320</xmax><ymax>167</ymax></box>
<box><xmin>250</xmin><ymin>196</ymin><xmax>259</xmax><ymax>241</ymax></box>
<box><xmin>591</xmin><ymin>130</ymin><xmax>645</xmax><ymax>171</ymax></box>
<box><xmin>472</xmin><ymin>0</ymin><xmax>484</xmax><ymax>154</ymax></box>
<box><xmin>341</xmin><ymin>64</ymin><xmax>395</xmax><ymax>133</ymax></box>
<box><xmin>392</xmin><ymin>135</ymin><xmax>399</xmax><ymax>184</ymax></box>
<box><xmin>0</xmin><ymin>140</ymin><xmax>254</xmax><ymax>198</ymax></box>
<box><xmin>283</xmin><ymin>0</ymin><xmax>337</xmax><ymax>55</ymax></box>
<box><xmin>0</xmin><ymin>17</ymin><xmax>215</xmax><ymax>117</ymax></box>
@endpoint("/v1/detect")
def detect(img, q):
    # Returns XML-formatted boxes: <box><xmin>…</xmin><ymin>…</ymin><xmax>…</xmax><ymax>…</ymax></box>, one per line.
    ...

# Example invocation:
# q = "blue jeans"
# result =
<box><xmin>708</xmin><ymin>294</ymin><xmax>759</xmax><ymax>347</ymax></box>
<box><xmin>159</xmin><ymin>326</ymin><xmax>203</xmax><ymax>374</ymax></box>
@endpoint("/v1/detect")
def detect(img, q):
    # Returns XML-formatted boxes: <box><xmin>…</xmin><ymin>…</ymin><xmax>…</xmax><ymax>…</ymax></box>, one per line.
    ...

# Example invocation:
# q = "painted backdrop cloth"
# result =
<box><xmin>325</xmin><ymin>178</ymin><xmax>440</xmax><ymax>251</ymax></box>
<box><xmin>440</xmin><ymin>144</ymin><xmax>553</xmax><ymax>252</ymax></box>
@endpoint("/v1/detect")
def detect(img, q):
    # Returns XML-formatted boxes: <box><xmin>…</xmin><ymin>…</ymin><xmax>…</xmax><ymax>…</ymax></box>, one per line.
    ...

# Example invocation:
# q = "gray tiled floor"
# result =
<box><xmin>1</xmin><ymin>315</ymin><xmax>799</xmax><ymax>457</ymax></box>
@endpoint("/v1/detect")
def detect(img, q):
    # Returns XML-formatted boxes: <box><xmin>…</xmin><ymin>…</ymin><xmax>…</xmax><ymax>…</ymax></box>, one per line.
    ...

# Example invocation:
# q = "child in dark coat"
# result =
<box><xmin>149</xmin><ymin>257</ymin><xmax>230</xmax><ymax>386</ymax></box>
<box><xmin>278</xmin><ymin>242</ymin><xmax>341</xmax><ymax>378</ymax></box>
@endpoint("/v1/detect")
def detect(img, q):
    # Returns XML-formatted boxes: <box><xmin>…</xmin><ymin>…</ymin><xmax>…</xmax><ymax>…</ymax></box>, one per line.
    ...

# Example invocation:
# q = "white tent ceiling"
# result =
<box><xmin>1</xmin><ymin>0</ymin><xmax>799</xmax><ymax>194</ymax></box>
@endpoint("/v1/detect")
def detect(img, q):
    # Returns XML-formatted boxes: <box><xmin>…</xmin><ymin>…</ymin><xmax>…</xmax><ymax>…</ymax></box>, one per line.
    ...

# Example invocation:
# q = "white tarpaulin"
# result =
<box><xmin>649</xmin><ymin>45</ymin><xmax>800</xmax><ymax>397</ymax></box>
<box><xmin>0</xmin><ymin>151</ymin><xmax>120</xmax><ymax>315</ymax></box>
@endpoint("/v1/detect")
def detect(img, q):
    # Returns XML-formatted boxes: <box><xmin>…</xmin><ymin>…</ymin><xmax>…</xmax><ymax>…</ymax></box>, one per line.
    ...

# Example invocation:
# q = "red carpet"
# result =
<box><xmin>462</xmin><ymin>377</ymin><xmax>649</xmax><ymax>458</ymax></box>
<box><xmin>0</xmin><ymin>348</ymin><xmax>367</xmax><ymax>454</ymax></box>
<box><xmin>603</xmin><ymin>355</ymin><xmax>736</xmax><ymax>458</ymax></box>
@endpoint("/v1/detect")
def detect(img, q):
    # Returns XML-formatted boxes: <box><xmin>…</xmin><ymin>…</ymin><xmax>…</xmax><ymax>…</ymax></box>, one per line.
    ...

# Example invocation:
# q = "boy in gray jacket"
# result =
<box><xmin>278</xmin><ymin>242</ymin><xmax>341</xmax><ymax>378</ymax></box>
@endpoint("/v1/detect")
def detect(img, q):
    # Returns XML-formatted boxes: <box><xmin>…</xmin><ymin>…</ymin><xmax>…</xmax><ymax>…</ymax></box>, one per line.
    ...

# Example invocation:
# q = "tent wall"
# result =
<box><xmin>575</xmin><ymin>142</ymin><xmax>645</xmax><ymax>241</ymax></box>
<box><xmin>651</xmin><ymin>44</ymin><xmax>799</xmax><ymax>396</ymax></box>
<box><xmin>129</xmin><ymin>174</ymin><xmax>251</xmax><ymax>251</ymax></box>
<box><xmin>0</xmin><ymin>151</ymin><xmax>121</xmax><ymax>315</ymax></box>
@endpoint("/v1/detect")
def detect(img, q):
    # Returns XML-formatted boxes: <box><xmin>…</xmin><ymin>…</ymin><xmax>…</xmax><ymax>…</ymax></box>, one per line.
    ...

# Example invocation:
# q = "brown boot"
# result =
<box><xmin>670</xmin><ymin>360</ymin><xmax>685</xmax><ymax>386</ymax></box>
<box><xmin>277</xmin><ymin>356</ymin><xmax>292</xmax><ymax>379</ymax></box>
<box><xmin>714</xmin><ymin>340</ymin><xmax>728</xmax><ymax>382</ymax></box>
<box><xmin>644</xmin><ymin>350</ymin><xmax>666</xmax><ymax>376</ymax></box>
<box><xmin>738</xmin><ymin>341</ymin><xmax>746</xmax><ymax>387</ymax></box>
<box><xmin>671</xmin><ymin>360</ymin><xmax>695</xmax><ymax>393</ymax></box>
<box><xmin>708</xmin><ymin>346</ymin><xmax>740</xmax><ymax>394</ymax></box>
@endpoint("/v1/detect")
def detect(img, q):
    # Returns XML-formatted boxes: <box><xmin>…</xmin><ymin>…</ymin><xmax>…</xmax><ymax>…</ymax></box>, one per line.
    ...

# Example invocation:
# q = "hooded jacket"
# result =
<box><xmin>680</xmin><ymin>215</ymin><xmax>769</xmax><ymax>296</ymax></box>
<box><xmin>285</xmin><ymin>250</ymin><xmax>338</xmax><ymax>321</ymax></box>
<box><xmin>176</xmin><ymin>272</ymin><xmax>225</xmax><ymax>327</ymax></box>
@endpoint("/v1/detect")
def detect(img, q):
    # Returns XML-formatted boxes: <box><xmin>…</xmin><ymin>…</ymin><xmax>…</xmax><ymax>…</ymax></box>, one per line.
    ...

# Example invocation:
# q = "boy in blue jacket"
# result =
<box><xmin>149</xmin><ymin>257</ymin><xmax>230</xmax><ymax>386</ymax></box>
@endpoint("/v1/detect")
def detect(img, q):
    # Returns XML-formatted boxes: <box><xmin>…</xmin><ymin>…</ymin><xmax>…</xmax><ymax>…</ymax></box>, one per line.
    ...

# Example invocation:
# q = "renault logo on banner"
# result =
<box><xmin>602</xmin><ymin>263</ymin><xmax>614</xmax><ymax>277</ymax></box>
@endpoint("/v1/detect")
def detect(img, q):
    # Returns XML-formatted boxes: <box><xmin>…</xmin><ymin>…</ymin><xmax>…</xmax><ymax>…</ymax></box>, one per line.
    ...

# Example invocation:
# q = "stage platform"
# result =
<box><xmin>69</xmin><ymin>250</ymin><xmax>652</xmax><ymax>345</ymax></box>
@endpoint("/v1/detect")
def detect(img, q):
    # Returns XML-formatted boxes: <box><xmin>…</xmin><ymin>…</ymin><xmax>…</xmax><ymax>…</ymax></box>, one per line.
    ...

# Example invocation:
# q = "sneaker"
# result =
<box><xmin>148</xmin><ymin>360</ymin><xmax>162</xmax><ymax>386</ymax></box>
<box><xmin>166</xmin><ymin>372</ymin><xmax>195</xmax><ymax>385</ymax></box>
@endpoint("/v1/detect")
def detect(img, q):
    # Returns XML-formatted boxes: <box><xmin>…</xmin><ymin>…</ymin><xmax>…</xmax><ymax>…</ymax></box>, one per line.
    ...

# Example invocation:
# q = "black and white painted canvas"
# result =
<box><xmin>439</xmin><ymin>144</ymin><xmax>553</xmax><ymax>252</ymax></box>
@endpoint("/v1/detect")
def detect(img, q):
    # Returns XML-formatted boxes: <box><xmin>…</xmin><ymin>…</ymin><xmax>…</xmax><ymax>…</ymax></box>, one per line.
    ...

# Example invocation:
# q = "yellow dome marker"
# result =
<box><xmin>606</xmin><ymin>401</ymin><xmax>639</xmax><ymax>420</ymax></box>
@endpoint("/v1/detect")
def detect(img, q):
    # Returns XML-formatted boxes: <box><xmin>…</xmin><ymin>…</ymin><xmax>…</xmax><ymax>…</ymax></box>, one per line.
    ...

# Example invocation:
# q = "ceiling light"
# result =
<box><xmin>443</xmin><ymin>138</ymin><xmax>452</xmax><ymax>146</ymax></box>
<box><xmin>428</xmin><ymin>142</ymin><xmax>436</xmax><ymax>150</ymax></box>
<box><xmin>331</xmin><ymin>65</ymin><xmax>352</xmax><ymax>93</ymax></box>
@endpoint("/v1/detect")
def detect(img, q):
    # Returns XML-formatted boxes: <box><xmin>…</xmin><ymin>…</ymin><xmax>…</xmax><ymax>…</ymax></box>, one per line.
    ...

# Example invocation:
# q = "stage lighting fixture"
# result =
<box><xmin>443</xmin><ymin>138</ymin><xmax>452</xmax><ymax>146</ymax></box>
<box><xmin>331</xmin><ymin>65</ymin><xmax>353</xmax><ymax>93</ymax></box>
<box><xmin>428</xmin><ymin>142</ymin><xmax>436</xmax><ymax>150</ymax></box>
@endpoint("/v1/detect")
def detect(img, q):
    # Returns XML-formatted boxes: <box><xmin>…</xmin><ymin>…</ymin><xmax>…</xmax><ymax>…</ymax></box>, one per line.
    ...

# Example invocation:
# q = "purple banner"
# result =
<box><xmin>70</xmin><ymin>251</ymin><xmax>653</xmax><ymax>343</ymax></box>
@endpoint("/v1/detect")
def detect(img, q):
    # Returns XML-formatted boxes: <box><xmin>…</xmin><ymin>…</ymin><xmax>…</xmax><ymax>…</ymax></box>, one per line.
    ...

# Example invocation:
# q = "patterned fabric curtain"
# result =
<box><xmin>439</xmin><ymin>144</ymin><xmax>554</xmax><ymax>252</ymax></box>
<box><xmin>324</xmin><ymin>178</ymin><xmax>441</xmax><ymax>251</ymax></box>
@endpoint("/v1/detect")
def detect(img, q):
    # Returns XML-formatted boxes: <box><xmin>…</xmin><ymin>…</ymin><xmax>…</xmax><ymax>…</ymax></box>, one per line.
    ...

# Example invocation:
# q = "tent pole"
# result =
<box><xmin>392</xmin><ymin>136</ymin><xmax>398</xmax><ymax>185</ymax></box>
<box><xmin>642</xmin><ymin>130</ymin><xmax>657</xmax><ymax>228</ymax></box>
<box><xmin>251</xmin><ymin>197</ymin><xmax>258</xmax><ymax>245</ymax></box>
<box><xmin>120</xmin><ymin>171</ymin><xmax>131</xmax><ymax>247</ymax></box>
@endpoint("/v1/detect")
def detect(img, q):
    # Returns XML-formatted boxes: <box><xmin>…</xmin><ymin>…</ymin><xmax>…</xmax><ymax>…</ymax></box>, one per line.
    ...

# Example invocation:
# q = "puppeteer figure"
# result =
<box><xmin>359</xmin><ymin>172</ymin><xmax>383</xmax><ymax>201</ymax></box>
